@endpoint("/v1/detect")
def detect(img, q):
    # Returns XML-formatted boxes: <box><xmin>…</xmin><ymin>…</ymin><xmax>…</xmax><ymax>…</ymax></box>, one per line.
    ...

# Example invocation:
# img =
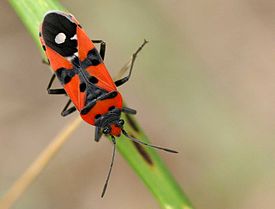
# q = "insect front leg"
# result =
<box><xmin>47</xmin><ymin>74</ymin><xmax>66</xmax><ymax>95</ymax></box>
<box><xmin>122</xmin><ymin>107</ymin><xmax>137</xmax><ymax>115</ymax></box>
<box><xmin>94</xmin><ymin>126</ymin><xmax>103</xmax><ymax>142</ymax></box>
<box><xmin>115</xmin><ymin>39</ymin><xmax>148</xmax><ymax>87</ymax></box>
<box><xmin>92</xmin><ymin>40</ymin><xmax>106</xmax><ymax>60</ymax></box>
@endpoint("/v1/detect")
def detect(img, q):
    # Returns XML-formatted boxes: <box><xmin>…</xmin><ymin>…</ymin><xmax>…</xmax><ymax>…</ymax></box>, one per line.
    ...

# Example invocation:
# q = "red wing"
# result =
<box><xmin>40</xmin><ymin>11</ymin><xmax>118</xmax><ymax>116</ymax></box>
<box><xmin>76</xmin><ymin>26</ymin><xmax>117</xmax><ymax>92</ymax></box>
<box><xmin>43</xmin><ymin>46</ymin><xmax>85</xmax><ymax>111</ymax></box>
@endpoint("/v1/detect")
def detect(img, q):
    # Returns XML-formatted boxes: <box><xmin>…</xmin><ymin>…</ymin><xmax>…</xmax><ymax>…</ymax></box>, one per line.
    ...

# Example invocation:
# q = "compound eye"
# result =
<box><xmin>103</xmin><ymin>126</ymin><xmax>111</xmax><ymax>134</ymax></box>
<box><xmin>118</xmin><ymin>119</ymin><xmax>124</xmax><ymax>127</ymax></box>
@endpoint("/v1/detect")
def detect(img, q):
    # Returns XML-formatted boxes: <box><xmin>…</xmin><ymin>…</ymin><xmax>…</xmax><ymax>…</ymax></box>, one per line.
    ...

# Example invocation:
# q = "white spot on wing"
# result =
<box><xmin>70</xmin><ymin>34</ymin><xmax>77</xmax><ymax>40</ymax></box>
<box><xmin>55</xmin><ymin>33</ymin><xmax>66</xmax><ymax>44</ymax></box>
<box><xmin>67</xmin><ymin>53</ymin><xmax>79</xmax><ymax>62</ymax></box>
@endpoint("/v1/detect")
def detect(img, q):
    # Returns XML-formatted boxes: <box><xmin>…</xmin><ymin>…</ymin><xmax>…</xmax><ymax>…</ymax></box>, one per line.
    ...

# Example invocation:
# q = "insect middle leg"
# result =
<box><xmin>47</xmin><ymin>74</ymin><xmax>66</xmax><ymax>95</ymax></box>
<box><xmin>92</xmin><ymin>40</ymin><xmax>106</xmax><ymax>60</ymax></box>
<box><xmin>115</xmin><ymin>39</ymin><xmax>148</xmax><ymax>87</ymax></box>
<box><xmin>61</xmin><ymin>99</ymin><xmax>77</xmax><ymax>117</ymax></box>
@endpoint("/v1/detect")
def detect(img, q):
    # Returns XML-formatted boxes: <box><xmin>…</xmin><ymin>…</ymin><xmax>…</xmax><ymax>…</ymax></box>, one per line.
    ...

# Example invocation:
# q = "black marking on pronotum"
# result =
<box><xmin>130</xmin><ymin>134</ymin><xmax>153</xmax><ymax>165</ymax></box>
<box><xmin>82</xmin><ymin>91</ymin><xmax>118</xmax><ymax>115</ymax></box>
<box><xmin>106</xmin><ymin>91</ymin><xmax>118</xmax><ymax>99</ymax></box>
<box><xmin>42</xmin><ymin>45</ymin><xmax>46</xmax><ymax>51</ymax></box>
<box><xmin>94</xmin><ymin>108</ymin><xmax>121</xmax><ymax>128</ymax></box>
<box><xmin>125</xmin><ymin>114</ymin><xmax>140</xmax><ymax>132</ymax></box>
<box><xmin>108</xmin><ymin>106</ymin><xmax>115</xmax><ymax>111</ymax></box>
<box><xmin>89</xmin><ymin>76</ymin><xmax>98</xmax><ymax>84</ymax></box>
<box><xmin>79</xmin><ymin>82</ymin><xmax>86</xmax><ymax>92</ymax></box>
<box><xmin>95</xmin><ymin>114</ymin><xmax>101</xmax><ymax>119</ymax></box>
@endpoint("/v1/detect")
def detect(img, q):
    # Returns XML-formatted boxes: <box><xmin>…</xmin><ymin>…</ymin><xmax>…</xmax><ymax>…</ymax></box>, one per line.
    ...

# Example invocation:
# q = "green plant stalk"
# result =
<box><xmin>8</xmin><ymin>0</ymin><xmax>194</xmax><ymax>208</ymax></box>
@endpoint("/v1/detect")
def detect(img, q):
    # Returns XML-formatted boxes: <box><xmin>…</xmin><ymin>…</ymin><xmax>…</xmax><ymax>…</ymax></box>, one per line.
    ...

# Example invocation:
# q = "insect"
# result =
<box><xmin>39</xmin><ymin>10</ymin><xmax>177</xmax><ymax>197</ymax></box>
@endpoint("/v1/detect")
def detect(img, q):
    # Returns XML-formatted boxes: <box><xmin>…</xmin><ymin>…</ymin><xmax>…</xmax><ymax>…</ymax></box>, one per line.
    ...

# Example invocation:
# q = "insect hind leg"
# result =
<box><xmin>115</xmin><ymin>39</ymin><xmax>148</xmax><ymax>87</ymax></box>
<box><xmin>47</xmin><ymin>74</ymin><xmax>66</xmax><ymax>95</ymax></box>
<box><xmin>92</xmin><ymin>40</ymin><xmax>106</xmax><ymax>60</ymax></box>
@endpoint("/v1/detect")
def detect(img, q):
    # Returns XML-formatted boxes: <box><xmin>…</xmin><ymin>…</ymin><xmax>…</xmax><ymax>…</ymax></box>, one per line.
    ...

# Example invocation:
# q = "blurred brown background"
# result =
<box><xmin>1</xmin><ymin>0</ymin><xmax>275</xmax><ymax>208</ymax></box>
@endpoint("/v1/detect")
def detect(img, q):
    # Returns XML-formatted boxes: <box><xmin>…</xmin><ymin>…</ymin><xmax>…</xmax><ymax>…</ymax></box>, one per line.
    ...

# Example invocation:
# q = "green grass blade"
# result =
<box><xmin>118</xmin><ymin>114</ymin><xmax>193</xmax><ymax>209</ymax></box>
<box><xmin>8</xmin><ymin>1</ymin><xmax>194</xmax><ymax>208</ymax></box>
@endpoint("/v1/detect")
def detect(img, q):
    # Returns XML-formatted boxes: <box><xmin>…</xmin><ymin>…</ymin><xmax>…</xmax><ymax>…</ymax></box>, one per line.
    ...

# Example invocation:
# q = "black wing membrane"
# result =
<box><xmin>42</xmin><ymin>12</ymin><xmax>77</xmax><ymax>57</ymax></box>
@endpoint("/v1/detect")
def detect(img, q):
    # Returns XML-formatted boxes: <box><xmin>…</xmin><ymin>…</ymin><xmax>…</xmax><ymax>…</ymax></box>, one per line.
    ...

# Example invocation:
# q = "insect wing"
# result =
<box><xmin>76</xmin><ymin>26</ymin><xmax>116</xmax><ymax>92</ymax></box>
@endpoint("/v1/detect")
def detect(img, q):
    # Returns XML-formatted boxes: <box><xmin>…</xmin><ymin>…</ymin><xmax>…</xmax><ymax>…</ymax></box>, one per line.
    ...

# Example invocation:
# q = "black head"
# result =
<box><xmin>95</xmin><ymin>108</ymin><xmax>124</xmax><ymax>137</ymax></box>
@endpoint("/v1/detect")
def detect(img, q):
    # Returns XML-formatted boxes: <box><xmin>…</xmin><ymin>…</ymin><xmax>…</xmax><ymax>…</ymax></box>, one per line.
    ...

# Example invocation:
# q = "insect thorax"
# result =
<box><xmin>95</xmin><ymin>108</ymin><xmax>121</xmax><ymax>128</ymax></box>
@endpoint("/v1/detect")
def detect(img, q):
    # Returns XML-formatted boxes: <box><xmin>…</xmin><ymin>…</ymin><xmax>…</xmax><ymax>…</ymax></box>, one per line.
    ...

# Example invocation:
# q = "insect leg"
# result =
<box><xmin>115</xmin><ymin>39</ymin><xmax>148</xmax><ymax>87</ymax></box>
<box><xmin>61</xmin><ymin>99</ymin><xmax>77</xmax><ymax>117</ymax></box>
<box><xmin>92</xmin><ymin>40</ymin><xmax>106</xmax><ymax>60</ymax></box>
<box><xmin>94</xmin><ymin>126</ymin><xmax>103</xmax><ymax>142</ymax></box>
<box><xmin>42</xmin><ymin>59</ymin><xmax>50</xmax><ymax>65</ymax></box>
<box><xmin>122</xmin><ymin>107</ymin><xmax>137</xmax><ymax>115</ymax></box>
<box><xmin>47</xmin><ymin>74</ymin><xmax>66</xmax><ymax>95</ymax></box>
<box><xmin>80</xmin><ymin>101</ymin><xmax>96</xmax><ymax>115</ymax></box>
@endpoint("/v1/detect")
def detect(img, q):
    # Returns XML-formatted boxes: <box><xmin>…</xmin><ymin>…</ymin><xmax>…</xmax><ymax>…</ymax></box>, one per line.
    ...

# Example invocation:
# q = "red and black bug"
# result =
<box><xmin>39</xmin><ymin>10</ymin><xmax>177</xmax><ymax>197</ymax></box>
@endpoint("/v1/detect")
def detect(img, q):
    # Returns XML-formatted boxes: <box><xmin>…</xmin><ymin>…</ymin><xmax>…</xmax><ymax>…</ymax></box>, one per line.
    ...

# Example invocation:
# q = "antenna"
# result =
<box><xmin>122</xmin><ymin>130</ymin><xmax>178</xmax><ymax>153</ymax></box>
<box><xmin>101</xmin><ymin>136</ymin><xmax>116</xmax><ymax>198</ymax></box>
